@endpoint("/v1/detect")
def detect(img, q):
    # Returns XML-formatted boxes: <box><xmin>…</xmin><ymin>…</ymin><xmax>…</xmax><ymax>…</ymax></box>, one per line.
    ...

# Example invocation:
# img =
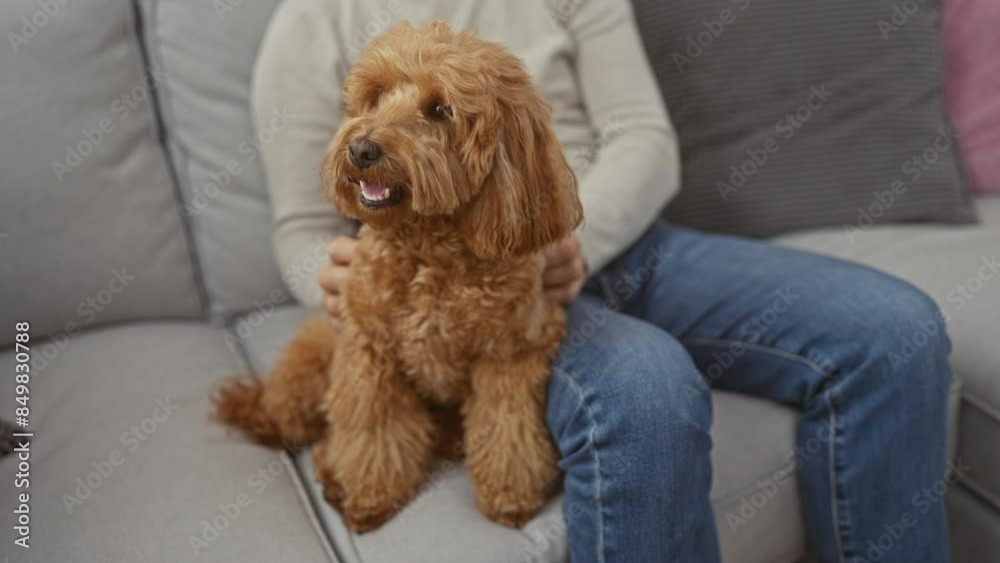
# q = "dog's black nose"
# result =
<box><xmin>348</xmin><ymin>137</ymin><xmax>383</xmax><ymax>169</ymax></box>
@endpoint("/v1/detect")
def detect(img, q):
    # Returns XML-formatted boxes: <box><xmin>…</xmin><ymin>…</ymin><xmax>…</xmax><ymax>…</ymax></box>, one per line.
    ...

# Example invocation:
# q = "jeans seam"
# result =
<box><xmin>681</xmin><ymin>337</ymin><xmax>837</xmax><ymax>380</ymax></box>
<box><xmin>553</xmin><ymin>368</ymin><xmax>607</xmax><ymax>563</ymax></box>
<box><xmin>826</xmin><ymin>391</ymin><xmax>847</xmax><ymax>563</ymax></box>
<box><xmin>596</xmin><ymin>273</ymin><xmax>625</xmax><ymax>311</ymax></box>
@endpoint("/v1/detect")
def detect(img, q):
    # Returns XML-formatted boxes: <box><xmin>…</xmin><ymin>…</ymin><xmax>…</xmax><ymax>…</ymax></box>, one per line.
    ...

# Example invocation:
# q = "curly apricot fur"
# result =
<box><xmin>214</xmin><ymin>22</ymin><xmax>581</xmax><ymax>532</ymax></box>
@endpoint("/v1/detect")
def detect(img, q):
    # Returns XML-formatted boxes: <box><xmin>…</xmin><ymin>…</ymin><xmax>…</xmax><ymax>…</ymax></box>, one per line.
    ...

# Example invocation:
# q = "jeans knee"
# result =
<box><xmin>835</xmin><ymin>272</ymin><xmax>953</xmax><ymax>404</ymax></box>
<box><xmin>864</xmin><ymin>275</ymin><xmax>949</xmax><ymax>365</ymax></box>
<box><xmin>548</xmin><ymin>317</ymin><xmax>712</xmax><ymax>473</ymax></box>
<box><xmin>612</xmin><ymin>338</ymin><xmax>711</xmax><ymax>440</ymax></box>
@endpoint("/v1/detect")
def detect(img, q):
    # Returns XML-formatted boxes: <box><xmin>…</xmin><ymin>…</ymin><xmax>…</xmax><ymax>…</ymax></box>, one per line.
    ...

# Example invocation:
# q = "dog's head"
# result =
<box><xmin>323</xmin><ymin>22</ymin><xmax>582</xmax><ymax>258</ymax></box>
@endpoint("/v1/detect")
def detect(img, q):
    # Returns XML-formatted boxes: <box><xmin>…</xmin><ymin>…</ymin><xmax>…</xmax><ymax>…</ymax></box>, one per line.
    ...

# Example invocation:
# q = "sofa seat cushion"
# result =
<box><xmin>0</xmin><ymin>322</ymin><xmax>332</xmax><ymax>563</ymax></box>
<box><xmin>948</xmin><ymin>484</ymin><xmax>1000</xmax><ymax>563</ymax></box>
<box><xmin>774</xmin><ymin>195</ymin><xmax>1000</xmax><ymax>510</ymax></box>
<box><xmin>236</xmin><ymin>306</ymin><xmax>805</xmax><ymax>563</ymax></box>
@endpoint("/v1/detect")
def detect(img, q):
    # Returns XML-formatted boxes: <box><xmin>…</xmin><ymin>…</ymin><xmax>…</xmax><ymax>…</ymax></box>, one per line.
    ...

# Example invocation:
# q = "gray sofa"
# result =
<box><xmin>1</xmin><ymin>1</ymin><xmax>997</xmax><ymax>562</ymax></box>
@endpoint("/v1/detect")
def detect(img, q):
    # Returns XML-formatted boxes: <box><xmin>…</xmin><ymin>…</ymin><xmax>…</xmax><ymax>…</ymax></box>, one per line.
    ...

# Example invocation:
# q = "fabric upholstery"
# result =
<box><xmin>0</xmin><ymin>0</ymin><xmax>202</xmax><ymax>347</ymax></box>
<box><xmin>948</xmin><ymin>485</ymin><xmax>1000</xmax><ymax>563</ymax></box>
<box><xmin>1</xmin><ymin>0</ymin><xmax>995</xmax><ymax>560</ymax></box>
<box><xmin>236</xmin><ymin>306</ymin><xmax>807</xmax><ymax>563</ymax></box>
<box><xmin>630</xmin><ymin>0</ymin><xmax>977</xmax><ymax>238</ymax></box>
<box><xmin>943</xmin><ymin>0</ymin><xmax>1000</xmax><ymax>193</ymax></box>
<box><xmin>775</xmin><ymin>195</ymin><xmax>1000</xmax><ymax>510</ymax></box>
<box><xmin>137</xmin><ymin>0</ymin><xmax>286</xmax><ymax>319</ymax></box>
<box><xmin>709</xmin><ymin>393</ymin><xmax>806</xmax><ymax>563</ymax></box>
<box><xmin>0</xmin><ymin>322</ymin><xmax>332</xmax><ymax>563</ymax></box>
<box><xmin>956</xmin><ymin>401</ymin><xmax>1000</xmax><ymax>509</ymax></box>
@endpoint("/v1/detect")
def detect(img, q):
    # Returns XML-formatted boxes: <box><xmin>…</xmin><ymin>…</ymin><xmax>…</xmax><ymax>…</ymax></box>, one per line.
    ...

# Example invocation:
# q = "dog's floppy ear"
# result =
<box><xmin>461</xmin><ymin>81</ymin><xmax>582</xmax><ymax>259</ymax></box>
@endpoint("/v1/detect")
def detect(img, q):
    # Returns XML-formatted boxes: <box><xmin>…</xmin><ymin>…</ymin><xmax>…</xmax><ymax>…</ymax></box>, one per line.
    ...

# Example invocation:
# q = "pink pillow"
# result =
<box><xmin>943</xmin><ymin>0</ymin><xmax>1000</xmax><ymax>193</ymax></box>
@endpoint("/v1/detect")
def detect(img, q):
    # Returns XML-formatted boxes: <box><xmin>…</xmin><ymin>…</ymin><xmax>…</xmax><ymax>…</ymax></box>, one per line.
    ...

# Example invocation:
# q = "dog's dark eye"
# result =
<box><xmin>426</xmin><ymin>102</ymin><xmax>451</xmax><ymax>122</ymax></box>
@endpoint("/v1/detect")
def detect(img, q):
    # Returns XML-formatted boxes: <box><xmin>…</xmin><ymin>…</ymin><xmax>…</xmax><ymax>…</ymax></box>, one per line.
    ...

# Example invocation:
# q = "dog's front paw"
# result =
<box><xmin>312</xmin><ymin>434</ymin><xmax>416</xmax><ymax>531</ymax></box>
<box><xmin>475</xmin><ymin>484</ymin><xmax>547</xmax><ymax>528</ymax></box>
<box><xmin>467</xmin><ymin>429</ymin><xmax>561</xmax><ymax>528</ymax></box>
<box><xmin>311</xmin><ymin>439</ymin><xmax>345</xmax><ymax>510</ymax></box>
<box><xmin>341</xmin><ymin>491</ymin><xmax>406</xmax><ymax>533</ymax></box>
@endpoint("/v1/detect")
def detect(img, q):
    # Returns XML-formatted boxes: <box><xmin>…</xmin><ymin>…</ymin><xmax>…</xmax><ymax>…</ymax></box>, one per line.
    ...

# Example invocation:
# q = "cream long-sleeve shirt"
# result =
<box><xmin>253</xmin><ymin>0</ymin><xmax>679</xmax><ymax>308</ymax></box>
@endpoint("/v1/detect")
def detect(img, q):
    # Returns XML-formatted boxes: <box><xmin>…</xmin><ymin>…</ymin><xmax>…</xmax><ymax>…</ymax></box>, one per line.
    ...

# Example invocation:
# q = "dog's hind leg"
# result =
<box><xmin>214</xmin><ymin>315</ymin><xmax>336</xmax><ymax>450</ymax></box>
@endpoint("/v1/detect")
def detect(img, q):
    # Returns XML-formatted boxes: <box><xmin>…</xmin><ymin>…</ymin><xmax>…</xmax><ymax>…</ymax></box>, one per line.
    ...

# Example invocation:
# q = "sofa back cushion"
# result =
<box><xmin>943</xmin><ymin>0</ymin><xmax>1000</xmax><ymax>194</ymax></box>
<box><xmin>0</xmin><ymin>0</ymin><xmax>202</xmax><ymax>349</ymax></box>
<box><xmin>631</xmin><ymin>0</ymin><xmax>977</xmax><ymax>239</ymax></box>
<box><xmin>136</xmin><ymin>0</ymin><xmax>286</xmax><ymax>320</ymax></box>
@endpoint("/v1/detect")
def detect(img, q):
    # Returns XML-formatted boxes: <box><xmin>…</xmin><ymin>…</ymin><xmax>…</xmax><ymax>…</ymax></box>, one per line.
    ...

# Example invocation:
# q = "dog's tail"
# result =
<box><xmin>213</xmin><ymin>315</ymin><xmax>336</xmax><ymax>450</ymax></box>
<box><xmin>213</xmin><ymin>378</ymin><xmax>286</xmax><ymax>448</ymax></box>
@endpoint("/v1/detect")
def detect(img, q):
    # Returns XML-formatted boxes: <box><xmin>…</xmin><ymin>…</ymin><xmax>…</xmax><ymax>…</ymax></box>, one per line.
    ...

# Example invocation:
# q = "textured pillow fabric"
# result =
<box><xmin>943</xmin><ymin>0</ymin><xmax>1000</xmax><ymax>193</ymax></box>
<box><xmin>0</xmin><ymin>0</ymin><xmax>202</xmax><ymax>348</ymax></box>
<box><xmin>631</xmin><ymin>0</ymin><xmax>977</xmax><ymax>238</ymax></box>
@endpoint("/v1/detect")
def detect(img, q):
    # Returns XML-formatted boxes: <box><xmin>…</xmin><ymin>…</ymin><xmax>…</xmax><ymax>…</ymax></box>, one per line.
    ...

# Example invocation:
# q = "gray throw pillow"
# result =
<box><xmin>631</xmin><ymin>0</ymin><xmax>977</xmax><ymax>239</ymax></box>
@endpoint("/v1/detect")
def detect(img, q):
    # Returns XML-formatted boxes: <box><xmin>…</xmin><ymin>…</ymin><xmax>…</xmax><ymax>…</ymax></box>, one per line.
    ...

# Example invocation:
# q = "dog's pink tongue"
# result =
<box><xmin>361</xmin><ymin>180</ymin><xmax>388</xmax><ymax>198</ymax></box>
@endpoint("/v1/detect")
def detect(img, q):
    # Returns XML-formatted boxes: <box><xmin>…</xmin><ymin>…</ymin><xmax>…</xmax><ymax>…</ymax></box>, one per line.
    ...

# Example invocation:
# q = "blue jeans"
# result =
<box><xmin>543</xmin><ymin>222</ymin><xmax>952</xmax><ymax>563</ymax></box>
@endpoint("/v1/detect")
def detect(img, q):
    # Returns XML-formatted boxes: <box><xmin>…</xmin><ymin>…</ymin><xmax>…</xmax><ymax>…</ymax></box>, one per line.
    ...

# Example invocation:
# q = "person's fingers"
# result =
<box><xmin>543</xmin><ymin>255</ymin><xmax>586</xmax><ymax>288</ymax></box>
<box><xmin>544</xmin><ymin>236</ymin><xmax>579</xmax><ymax>267</ymax></box>
<box><xmin>328</xmin><ymin>236</ymin><xmax>357</xmax><ymax>266</ymax></box>
<box><xmin>317</xmin><ymin>265</ymin><xmax>342</xmax><ymax>295</ymax></box>
<box><xmin>321</xmin><ymin>237</ymin><xmax>354</xmax><ymax>324</ymax></box>
<box><xmin>323</xmin><ymin>294</ymin><xmax>341</xmax><ymax>319</ymax></box>
<box><xmin>323</xmin><ymin>295</ymin><xmax>344</xmax><ymax>332</ymax></box>
<box><xmin>544</xmin><ymin>287</ymin><xmax>568</xmax><ymax>304</ymax></box>
<box><xmin>545</xmin><ymin>276</ymin><xmax>585</xmax><ymax>305</ymax></box>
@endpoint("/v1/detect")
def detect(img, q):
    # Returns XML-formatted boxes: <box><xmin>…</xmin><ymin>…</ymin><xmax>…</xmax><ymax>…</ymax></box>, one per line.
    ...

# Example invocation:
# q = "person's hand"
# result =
<box><xmin>318</xmin><ymin>236</ymin><xmax>358</xmax><ymax>328</ymax></box>
<box><xmin>543</xmin><ymin>235</ymin><xmax>587</xmax><ymax>304</ymax></box>
<box><xmin>319</xmin><ymin>234</ymin><xmax>584</xmax><ymax>324</ymax></box>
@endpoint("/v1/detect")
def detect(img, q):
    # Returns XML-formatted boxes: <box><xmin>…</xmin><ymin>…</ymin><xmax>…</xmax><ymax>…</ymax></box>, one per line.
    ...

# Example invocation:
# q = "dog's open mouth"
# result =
<box><xmin>359</xmin><ymin>180</ymin><xmax>405</xmax><ymax>209</ymax></box>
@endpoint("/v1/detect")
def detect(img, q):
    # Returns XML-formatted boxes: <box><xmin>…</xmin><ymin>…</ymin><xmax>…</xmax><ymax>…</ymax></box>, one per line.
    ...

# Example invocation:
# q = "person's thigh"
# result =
<box><xmin>543</xmin><ymin>293</ymin><xmax>719</xmax><ymax>563</ymax></box>
<box><xmin>596</xmin><ymin>221</ymin><xmax>953</xmax><ymax>563</ymax></box>
<box><xmin>600</xmin><ymin>222</ymin><xmax>950</xmax><ymax>404</ymax></box>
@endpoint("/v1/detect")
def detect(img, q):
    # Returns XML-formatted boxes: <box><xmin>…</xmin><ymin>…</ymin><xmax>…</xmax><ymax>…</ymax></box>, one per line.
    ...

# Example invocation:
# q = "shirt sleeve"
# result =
<box><xmin>561</xmin><ymin>0</ymin><xmax>681</xmax><ymax>274</ymax></box>
<box><xmin>252</xmin><ymin>3</ymin><xmax>357</xmax><ymax>310</ymax></box>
